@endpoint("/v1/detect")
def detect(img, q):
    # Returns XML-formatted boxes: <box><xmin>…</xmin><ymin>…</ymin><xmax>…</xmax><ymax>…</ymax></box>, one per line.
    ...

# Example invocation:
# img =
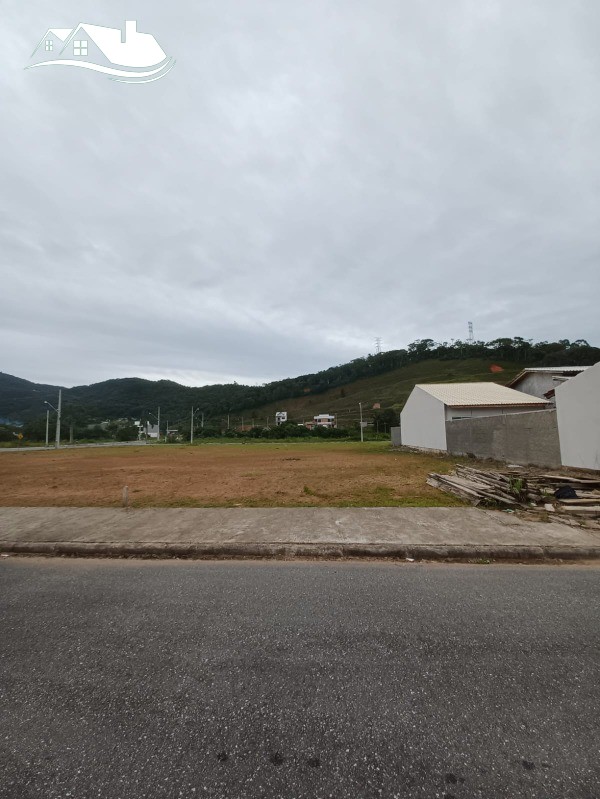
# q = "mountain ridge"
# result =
<box><xmin>1</xmin><ymin>337</ymin><xmax>598</xmax><ymax>424</ymax></box>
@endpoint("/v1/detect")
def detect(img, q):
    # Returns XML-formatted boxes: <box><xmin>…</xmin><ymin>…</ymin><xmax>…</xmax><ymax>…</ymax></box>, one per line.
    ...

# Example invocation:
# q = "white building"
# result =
<box><xmin>555</xmin><ymin>361</ymin><xmax>600</xmax><ymax>471</ymax></box>
<box><xmin>135</xmin><ymin>422</ymin><xmax>159</xmax><ymax>440</ymax></box>
<box><xmin>507</xmin><ymin>366</ymin><xmax>588</xmax><ymax>400</ymax></box>
<box><xmin>275</xmin><ymin>411</ymin><xmax>288</xmax><ymax>425</ymax></box>
<box><xmin>400</xmin><ymin>383</ymin><xmax>549</xmax><ymax>451</ymax></box>
<box><xmin>305</xmin><ymin>414</ymin><xmax>337</xmax><ymax>430</ymax></box>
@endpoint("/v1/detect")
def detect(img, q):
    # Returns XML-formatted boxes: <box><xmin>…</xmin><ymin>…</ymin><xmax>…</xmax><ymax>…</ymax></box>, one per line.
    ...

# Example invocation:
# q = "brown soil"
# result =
<box><xmin>0</xmin><ymin>442</ymin><xmax>464</xmax><ymax>508</ymax></box>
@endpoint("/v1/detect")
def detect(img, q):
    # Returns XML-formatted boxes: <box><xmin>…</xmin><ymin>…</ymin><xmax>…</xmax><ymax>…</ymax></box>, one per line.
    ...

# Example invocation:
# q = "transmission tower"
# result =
<box><xmin>375</xmin><ymin>337</ymin><xmax>382</xmax><ymax>354</ymax></box>
<box><xmin>468</xmin><ymin>322</ymin><xmax>474</xmax><ymax>344</ymax></box>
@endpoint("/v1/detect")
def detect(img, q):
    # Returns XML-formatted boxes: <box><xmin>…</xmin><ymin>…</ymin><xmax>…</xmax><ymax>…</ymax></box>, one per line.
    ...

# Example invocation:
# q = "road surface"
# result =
<box><xmin>1</xmin><ymin>559</ymin><xmax>598</xmax><ymax>798</ymax></box>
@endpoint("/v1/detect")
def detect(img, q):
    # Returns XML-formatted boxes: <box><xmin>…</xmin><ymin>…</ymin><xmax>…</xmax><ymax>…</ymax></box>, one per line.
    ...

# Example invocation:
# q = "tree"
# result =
<box><xmin>23</xmin><ymin>416</ymin><xmax>49</xmax><ymax>441</ymax></box>
<box><xmin>0</xmin><ymin>426</ymin><xmax>15</xmax><ymax>442</ymax></box>
<box><xmin>116</xmin><ymin>425</ymin><xmax>139</xmax><ymax>442</ymax></box>
<box><xmin>540</xmin><ymin>345</ymin><xmax>600</xmax><ymax>366</ymax></box>
<box><xmin>408</xmin><ymin>339</ymin><xmax>436</xmax><ymax>360</ymax></box>
<box><xmin>371</xmin><ymin>408</ymin><xmax>399</xmax><ymax>433</ymax></box>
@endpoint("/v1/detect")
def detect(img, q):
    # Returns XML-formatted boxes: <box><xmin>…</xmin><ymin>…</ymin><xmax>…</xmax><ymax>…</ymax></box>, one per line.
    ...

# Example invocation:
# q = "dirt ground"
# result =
<box><xmin>0</xmin><ymin>441</ymin><xmax>464</xmax><ymax>508</ymax></box>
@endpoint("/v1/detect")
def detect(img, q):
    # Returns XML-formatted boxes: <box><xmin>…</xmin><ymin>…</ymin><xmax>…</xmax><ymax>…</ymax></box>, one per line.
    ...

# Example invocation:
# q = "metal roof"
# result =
<box><xmin>507</xmin><ymin>366</ymin><xmax>588</xmax><ymax>387</ymax></box>
<box><xmin>416</xmin><ymin>383</ymin><xmax>550</xmax><ymax>407</ymax></box>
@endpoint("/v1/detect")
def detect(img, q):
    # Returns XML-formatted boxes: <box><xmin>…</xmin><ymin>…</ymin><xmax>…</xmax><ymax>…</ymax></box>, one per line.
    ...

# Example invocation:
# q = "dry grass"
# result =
<box><xmin>0</xmin><ymin>441</ymin><xmax>466</xmax><ymax>508</ymax></box>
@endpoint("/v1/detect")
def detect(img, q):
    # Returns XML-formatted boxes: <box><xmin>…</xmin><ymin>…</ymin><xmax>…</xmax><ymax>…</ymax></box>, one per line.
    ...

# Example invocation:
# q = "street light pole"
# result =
<box><xmin>55</xmin><ymin>390</ymin><xmax>62</xmax><ymax>449</ymax></box>
<box><xmin>191</xmin><ymin>407</ymin><xmax>200</xmax><ymax>443</ymax></box>
<box><xmin>359</xmin><ymin>401</ymin><xmax>364</xmax><ymax>443</ymax></box>
<box><xmin>157</xmin><ymin>406</ymin><xmax>160</xmax><ymax>441</ymax></box>
<box><xmin>45</xmin><ymin>409</ymin><xmax>49</xmax><ymax>448</ymax></box>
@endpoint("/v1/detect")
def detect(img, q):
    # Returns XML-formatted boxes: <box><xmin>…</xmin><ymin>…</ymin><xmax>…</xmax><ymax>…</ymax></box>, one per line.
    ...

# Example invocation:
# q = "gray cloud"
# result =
<box><xmin>1</xmin><ymin>0</ymin><xmax>599</xmax><ymax>387</ymax></box>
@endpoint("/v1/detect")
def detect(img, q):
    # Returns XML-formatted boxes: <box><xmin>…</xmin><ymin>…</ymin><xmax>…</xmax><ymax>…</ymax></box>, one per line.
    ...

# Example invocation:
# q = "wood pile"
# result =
<box><xmin>427</xmin><ymin>465</ymin><xmax>600</xmax><ymax>517</ymax></box>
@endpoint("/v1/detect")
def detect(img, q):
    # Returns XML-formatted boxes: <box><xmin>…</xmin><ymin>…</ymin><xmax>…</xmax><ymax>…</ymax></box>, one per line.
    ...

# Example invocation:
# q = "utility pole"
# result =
<box><xmin>165</xmin><ymin>421</ymin><xmax>168</xmax><ymax>443</ymax></box>
<box><xmin>227</xmin><ymin>413</ymin><xmax>230</xmax><ymax>429</ymax></box>
<box><xmin>359</xmin><ymin>401</ymin><xmax>364</xmax><ymax>443</ymax></box>
<box><xmin>55</xmin><ymin>390</ymin><xmax>62</xmax><ymax>449</ymax></box>
<box><xmin>190</xmin><ymin>406</ymin><xmax>194</xmax><ymax>444</ymax></box>
<box><xmin>201</xmin><ymin>412</ymin><xmax>204</xmax><ymax>429</ymax></box>
<box><xmin>45</xmin><ymin>409</ymin><xmax>49</xmax><ymax>448</ymax></box>
<box><xmin>157</xmin><ymin>406</ymin><xmax>160</xmax><ymax>441</ymax></box>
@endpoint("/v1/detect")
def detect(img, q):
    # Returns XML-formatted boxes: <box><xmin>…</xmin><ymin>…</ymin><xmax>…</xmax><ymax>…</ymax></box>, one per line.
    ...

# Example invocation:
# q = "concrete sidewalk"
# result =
<box><xmin>1</xmin><ymin>506</ymin><xmax>599</xmax><ymax>560</ymax></box>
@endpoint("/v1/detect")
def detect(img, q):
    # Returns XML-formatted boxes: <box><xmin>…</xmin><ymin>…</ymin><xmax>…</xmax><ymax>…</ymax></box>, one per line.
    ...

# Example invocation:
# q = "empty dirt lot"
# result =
<box><xmin>0</xmin><ymin>441</ymin><xmax>464</xmax><ymax>508</ymax></box>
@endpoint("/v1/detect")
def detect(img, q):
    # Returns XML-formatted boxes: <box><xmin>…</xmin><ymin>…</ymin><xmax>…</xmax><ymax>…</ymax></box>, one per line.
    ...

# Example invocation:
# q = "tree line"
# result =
<box><xmin>3</xmin><ymin>336</ymin><xmax>598</xmax><ymax>438</ymax></box>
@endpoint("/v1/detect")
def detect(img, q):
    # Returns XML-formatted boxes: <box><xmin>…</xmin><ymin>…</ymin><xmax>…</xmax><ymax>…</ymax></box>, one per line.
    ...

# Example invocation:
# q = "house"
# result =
<box><xmin>305</xmin><ymin>414</ymin><xmax>337</xmax><ymax>430</ymax></box>
<box><xmin>135</xmin><ymin>422</ymin><xmax>159</xmax><ymax>440</ymax></box>
<box><xmin>275</xmin><ymin>412</ymin><xmax>288</xmax><ymax>426</ymax></box>
<box><xmin>29</xmin><ymin>20</ymin><xmax>173</xmax><ymax>80</ymax></box>
<box><xmin>507</xmin><ymin>367</ymin><xmax>588</xmax><ymax>401</ymax></box>
<box><xmin>555</xmin><ymin>361</ymin><xmax>600</xmax><ymax>471</ymax></box>
<box><xmin>400</xmin><ymin>383</ymin><xmax>549</xmax><ymax>451</ymax></box>
<box><xmin>31</xmin><ymin>28</ymin><xmax>73</xmax><ymax>58</ymax></box>
<box><xmin>59</xmin><ymin>21</ymin><xmax>166</xmax><ymax>68</ymax></box>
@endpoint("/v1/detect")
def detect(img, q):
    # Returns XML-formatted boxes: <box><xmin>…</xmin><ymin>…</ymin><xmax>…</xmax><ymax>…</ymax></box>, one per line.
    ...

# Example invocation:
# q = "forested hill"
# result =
<box><xmin>1</xmin><ymin>337</ymin><xmax>598</xmax><ymax>424</ymax></box>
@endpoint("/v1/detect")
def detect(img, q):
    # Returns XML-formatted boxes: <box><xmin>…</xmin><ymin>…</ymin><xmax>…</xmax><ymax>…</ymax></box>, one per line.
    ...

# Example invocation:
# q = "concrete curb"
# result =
<box><xmin>2</xmin><ymin>541</ymin><xmax>599</xmax><ymax>561</ymax></box>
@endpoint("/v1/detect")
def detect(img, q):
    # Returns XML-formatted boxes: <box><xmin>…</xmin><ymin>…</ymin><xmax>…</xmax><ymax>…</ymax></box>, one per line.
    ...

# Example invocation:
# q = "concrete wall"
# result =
<box><xmin>400</xmin><ymin>387</ymin><xmax>447</xmax><ymax>450</ymax></box>
<box><xmin>445</xmin><ymin>409</ymin><xmax>561</xmax><ymax>467</ymax></box>
<box><xmin>555</xmin><ymin>362</ymin><xmax>600</xmax><ymax>471</ymax></box>
<box><xmin>390</xmin><ymin>426</ymin><xmax>401</xmax><ymax>447</ymax></box>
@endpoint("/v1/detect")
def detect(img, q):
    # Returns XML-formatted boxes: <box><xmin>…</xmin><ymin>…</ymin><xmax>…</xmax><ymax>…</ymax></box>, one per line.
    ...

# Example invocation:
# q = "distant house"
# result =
<box><xmin>135</xmin><ymin>422</ymin><xmax>159</xmax><ymax>440</ymax></box>
<box><xmin>400</xmin><ymin>383</ymin><xmax>549</xmax><ymax>451</ymax></box>
<box><xmin>555</xmin><ymin>362</ymin><xmax>600</xmax><ymax>471</ymax></box>
<box><xmin>305</xmin><ymin>414</ymin><xmax>337</xmax><ymax>430</ymax></box>
<box><xmin>507</xmin><ymin>367</ymin><xmax>588</xmax><ymax>401</ymax></box>
<box><xmin>275</xmin><ymin>411</ymin><xmax>288</xmax><ymax>426</ymax></box>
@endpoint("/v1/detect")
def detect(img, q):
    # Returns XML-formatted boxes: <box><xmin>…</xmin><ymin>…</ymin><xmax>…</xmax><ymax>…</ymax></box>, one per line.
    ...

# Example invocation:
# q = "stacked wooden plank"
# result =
<box><xmin>427</xmin><ymin>465</ymin><xmax>528</xmax><ymax>507</ymax></box>
<box><xmin>529</xmin><ymin>474</ymin><xmax>600</xmax><ymax>517</ymax></box>
<box><xmin>427</xmin><ymin>466</ymin><xmax>600</xmax><ymax>516</ymax></box>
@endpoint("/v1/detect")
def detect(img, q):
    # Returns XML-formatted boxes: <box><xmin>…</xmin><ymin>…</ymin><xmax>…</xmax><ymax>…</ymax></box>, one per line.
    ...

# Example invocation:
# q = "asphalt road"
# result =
<box><xmin>0</xmin><ymin>560</ymin><xmax>598</xmax><ymax>799</ymax></box>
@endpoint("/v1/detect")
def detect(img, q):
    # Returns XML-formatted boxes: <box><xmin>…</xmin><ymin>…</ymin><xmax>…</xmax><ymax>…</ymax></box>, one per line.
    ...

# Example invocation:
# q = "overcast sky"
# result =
<box><xmin>1</xmin><ymin>0</ymin><xmax>599</xmax><ymax>387</ymax></box>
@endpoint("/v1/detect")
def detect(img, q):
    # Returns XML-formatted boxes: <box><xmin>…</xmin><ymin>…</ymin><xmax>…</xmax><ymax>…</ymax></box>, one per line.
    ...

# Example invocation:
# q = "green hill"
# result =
<box><xmin>1</xmin><ymin>337</ymin><xmax>598</xmax><ymax>428</ymax></box>
<box><xmin>234</xmin><ymin>358</ymin><xmax>525</xmax><ymax>428</ymax></box>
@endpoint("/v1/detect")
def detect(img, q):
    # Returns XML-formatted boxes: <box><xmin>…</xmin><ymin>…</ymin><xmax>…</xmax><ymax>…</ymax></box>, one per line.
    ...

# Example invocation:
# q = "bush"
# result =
<box><xmin>116</xmin><ymin>425</ymin><xmax>139</xmax><ymax>442</ymax></box>
<box><xmin>0</xmin><ymin>427</ymin><xmax>15</xmax><ymax>442</ymax></box>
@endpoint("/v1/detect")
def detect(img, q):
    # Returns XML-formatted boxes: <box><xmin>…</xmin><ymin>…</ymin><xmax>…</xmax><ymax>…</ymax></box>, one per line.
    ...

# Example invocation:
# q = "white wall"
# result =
<box><xmin>400</xmin><ymin>387</ymin><xmax>447</xmax><ymax>450</ymax></box>
<box><xmin>555</xmin><ymin>362</ymin><xmax>600</xmax><ymax>471</ymax></box>
<box><xmin>445</xmin><ymin>406</ymin><xmax>546</xmax><ymax>421</ymax></box>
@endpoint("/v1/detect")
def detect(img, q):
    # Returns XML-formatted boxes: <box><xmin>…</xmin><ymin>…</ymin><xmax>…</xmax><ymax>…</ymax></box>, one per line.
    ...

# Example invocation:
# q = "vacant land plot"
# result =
<box><xmin>0</xmin><ymin>441</ymin><xmax>465</xmax><ymax>508</ymax></box>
